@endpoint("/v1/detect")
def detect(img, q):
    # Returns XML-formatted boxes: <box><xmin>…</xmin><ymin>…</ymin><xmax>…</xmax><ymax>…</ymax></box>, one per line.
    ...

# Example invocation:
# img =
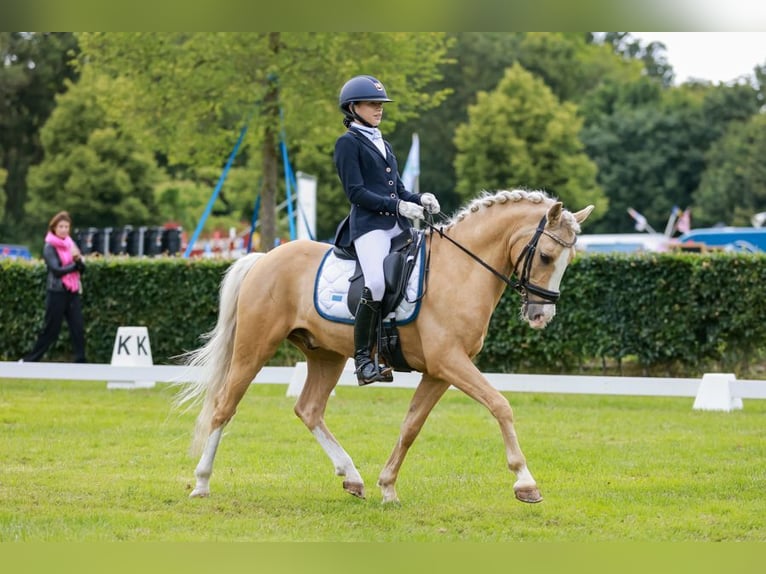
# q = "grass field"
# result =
<box><xmin>1</xmin><ymin>378</ymin><xmax>764</xmax><ymax>542</ymax></box>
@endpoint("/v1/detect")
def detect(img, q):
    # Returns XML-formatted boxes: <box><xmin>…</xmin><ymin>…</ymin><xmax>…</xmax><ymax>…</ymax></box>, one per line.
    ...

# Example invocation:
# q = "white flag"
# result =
<box><xmin>401</xmin><ymin>133</ymin><xmax>420</xmax><ymax>192</ymax></box>
<box><xmin>627</xmin><ymin>207</ymin><xmax>656</xmax><ymax>233</ymax></box>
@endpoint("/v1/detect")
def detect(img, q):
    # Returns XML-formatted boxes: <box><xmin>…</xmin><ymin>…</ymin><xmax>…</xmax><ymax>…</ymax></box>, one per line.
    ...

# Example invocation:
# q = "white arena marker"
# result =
<box><xmin>693</xmin><ymin>373</ymin><xmax>743</xmax><ymax>412</ymax></box>
<box><xmin>107</xmin><ymin>326</ymin><xmax>156</xmax><ymax>389</ymax></box>
<box><xmin>285</xmin><ymin>361</ymin><xmax>308</xmax><ymax>397</ymax></box>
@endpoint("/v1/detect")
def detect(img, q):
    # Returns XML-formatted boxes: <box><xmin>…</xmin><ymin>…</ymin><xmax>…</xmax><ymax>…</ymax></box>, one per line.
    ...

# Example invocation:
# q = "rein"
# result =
<box><xmin>423</xmin><ymin>212</ymin><xmax>576</xmax><ymax>306</ymax></box>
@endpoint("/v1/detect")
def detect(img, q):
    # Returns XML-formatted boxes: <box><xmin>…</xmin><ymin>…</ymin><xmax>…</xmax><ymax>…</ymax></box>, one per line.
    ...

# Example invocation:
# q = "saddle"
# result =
<box><xmin>333</xmin><ymin>227</ymin><xmax>423</xmax><ymax>317</ymax></box>
<box><xmin>332</xmin><ymin>228</ymin><xmax>424</xmax><ymax>371</ymax></box>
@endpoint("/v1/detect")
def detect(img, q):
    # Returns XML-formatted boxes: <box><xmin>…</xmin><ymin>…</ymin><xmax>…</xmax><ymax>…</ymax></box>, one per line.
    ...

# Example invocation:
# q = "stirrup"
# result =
<box><xmin>355</xmin><ymin>360</ymin><xmax>393</xmax><ymax>386</ymax></box>
<box><xmin>377</xmin><ymin>363</ymin><xmax>394</xmax><ymax>383</ymax></box>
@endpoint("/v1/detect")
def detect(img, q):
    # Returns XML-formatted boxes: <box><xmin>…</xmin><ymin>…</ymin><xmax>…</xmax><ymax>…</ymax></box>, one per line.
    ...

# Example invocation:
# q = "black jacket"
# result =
<box><xmin>333</xmin><ymin>127</ymin><xmax>423</xmax><ymax>247</ymax></box>
<box><xmin>42</xmin><ymin>242</ymin><xmax>85</xmax><ymax>292</ymax></box>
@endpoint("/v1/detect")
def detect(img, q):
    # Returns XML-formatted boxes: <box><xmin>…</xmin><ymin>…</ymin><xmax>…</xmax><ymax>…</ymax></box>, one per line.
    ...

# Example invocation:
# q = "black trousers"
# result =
<box><xmin>23</xmin><ymin>290</ymin><xmax>86</xmax><ymax>363</ymax></box>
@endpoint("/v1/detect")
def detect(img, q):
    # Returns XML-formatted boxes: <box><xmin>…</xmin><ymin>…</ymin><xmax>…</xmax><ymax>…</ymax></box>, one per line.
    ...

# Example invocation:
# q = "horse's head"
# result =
<box><xmin>438</xmin><ymin>189</ymin><xmax>594</xmax><ymax>330</ymax></box>
<box><xmin>516</xmin><ymin>201</ymin><xmax>594</xmax><ymax>329</ymax></box>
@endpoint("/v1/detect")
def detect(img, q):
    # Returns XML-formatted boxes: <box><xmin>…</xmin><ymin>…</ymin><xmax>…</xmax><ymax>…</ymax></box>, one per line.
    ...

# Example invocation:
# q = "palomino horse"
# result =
<box><xmin>177</xmin><ymin>189</ymin><xmax>593</xmax><ymax>504</ymax></box>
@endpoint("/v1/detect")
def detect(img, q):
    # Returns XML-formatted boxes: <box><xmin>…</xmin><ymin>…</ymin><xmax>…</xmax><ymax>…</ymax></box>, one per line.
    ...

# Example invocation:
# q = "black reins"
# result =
<box><xmin>423</xmin><ymin>213</ymin><xmax>576</xmax><ymax>306</ymax></box>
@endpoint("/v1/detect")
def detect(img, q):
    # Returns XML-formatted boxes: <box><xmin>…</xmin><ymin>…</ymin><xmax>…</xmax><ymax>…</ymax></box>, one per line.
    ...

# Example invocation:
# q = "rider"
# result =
<box><xmin>333</xmin><ymin>74</ymin><xmax>441</xmax><ymax>386</ymax></box>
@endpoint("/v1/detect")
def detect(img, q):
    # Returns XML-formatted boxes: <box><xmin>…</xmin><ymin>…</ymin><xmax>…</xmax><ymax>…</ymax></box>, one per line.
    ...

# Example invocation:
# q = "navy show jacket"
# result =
<box><xmin>333</xmin><ymin>127</ymin><xmax>423</xmax><ymax>247</ymax></box>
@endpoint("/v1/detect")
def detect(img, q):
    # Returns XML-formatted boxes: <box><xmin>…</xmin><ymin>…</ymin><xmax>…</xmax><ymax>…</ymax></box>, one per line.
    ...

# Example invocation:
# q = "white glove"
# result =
<box><xmin>398</xmin><ymin>200</ymin><xmax>425</xmax><ymax>220</ymax></box>
<box><xmin>420</xmin><ymin>193</ymin><xmax>440</xmax><ymax>214</ymax></box>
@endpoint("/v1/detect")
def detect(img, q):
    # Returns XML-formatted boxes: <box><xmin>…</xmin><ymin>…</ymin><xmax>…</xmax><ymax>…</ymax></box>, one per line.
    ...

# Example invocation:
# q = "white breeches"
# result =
<box><xmin>354</xmin><ymin>224</ymin><xmax>403</xmax><ymax>300</ymax></box>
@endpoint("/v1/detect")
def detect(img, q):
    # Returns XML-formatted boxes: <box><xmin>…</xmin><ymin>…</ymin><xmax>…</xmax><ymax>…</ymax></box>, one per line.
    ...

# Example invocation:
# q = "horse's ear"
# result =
<box><xmin>547</xmin><ymin>202</ymin><xmax>563</xmax><ymax>224</ymax></box>
<box><xmin>573</xmin><ymin>205</ymin><xmax>595</xmax><ymax>225</ymax></box>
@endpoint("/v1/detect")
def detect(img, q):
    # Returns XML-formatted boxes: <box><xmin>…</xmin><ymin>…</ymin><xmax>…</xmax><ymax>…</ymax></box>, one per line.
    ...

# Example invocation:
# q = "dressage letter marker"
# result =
<box><xmin>693</xmin><ymin>373</ymin><xmax>743</xmax><ymax>411</ymax></box>
<box><xmin>107</xmin><ymin>326</ymin><xmax>156</xmax><ymax>389</ymax></box>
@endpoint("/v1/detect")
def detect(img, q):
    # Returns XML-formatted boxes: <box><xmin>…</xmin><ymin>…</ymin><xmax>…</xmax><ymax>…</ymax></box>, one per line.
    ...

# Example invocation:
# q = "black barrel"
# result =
<box><xmin>109</xmin><ymin>226</ymin><xmax>130</xmax><ymax>255</ymax></box>
<box><xmin>126</xmin><ymin>226</ymin><xmax>145</xmax><ymax>256</ymax></box>
<box><xmin>92</xmin><ymin>228</ymin><xmax>112</xmax><ymax>255</ymax></box>
<box><xmin>74</xmin><ymin>227</ymin><xmax>98</xmax><ymax>255</ymax></box>
<box><xmin>143</xmin><ymin>226</ymin><xmax>164</xmax><ymax>256</ymax></box>
<box><xmin>161</xmin><ymin>226</ymin><xmax>182</xmax><ymax>255</ymax></box>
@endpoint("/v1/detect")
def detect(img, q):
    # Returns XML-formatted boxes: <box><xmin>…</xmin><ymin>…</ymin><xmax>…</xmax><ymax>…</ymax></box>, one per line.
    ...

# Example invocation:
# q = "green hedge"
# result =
<box><xmin>3</xmin><ymin>252</ymin><xmax>766</xmax><ymax>376</ymax></box>
<box><xmin>479</xmin><ymin>252</ymin><xmax>766</xmax><ymax>376</ymax></box>
<box><xmin>2</xmin><ymin>257</ymin><xmax>223</xmax><ymax>364</ymax></box>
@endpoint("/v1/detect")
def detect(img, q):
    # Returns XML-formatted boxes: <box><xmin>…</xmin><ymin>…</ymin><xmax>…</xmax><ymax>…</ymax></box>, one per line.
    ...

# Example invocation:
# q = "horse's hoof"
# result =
<box><xmin>189</xmin><ymin>488</ymin><xmax>210</xmax><ymax>498</ymax></box>
<box><xmin>379</xmin><ymin>483</ymin><xmax>400</xmax><ymax>504</ymax></box>
<box><xmin>343</xmin><ymin>480</ymin><xmax>366</xmax><ymax>499</ymax></box>
<box><xmin>514</xmin><ymin>486</ymin><xmax>543</xmax><ymax>503</ymax></box>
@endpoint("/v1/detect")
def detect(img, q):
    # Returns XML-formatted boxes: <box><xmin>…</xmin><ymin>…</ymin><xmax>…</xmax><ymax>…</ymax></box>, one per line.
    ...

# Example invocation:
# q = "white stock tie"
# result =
<box><xmin>370</xmin><ymin>129</ymin><xmax>385</xmax><ymax>156</ymax></box>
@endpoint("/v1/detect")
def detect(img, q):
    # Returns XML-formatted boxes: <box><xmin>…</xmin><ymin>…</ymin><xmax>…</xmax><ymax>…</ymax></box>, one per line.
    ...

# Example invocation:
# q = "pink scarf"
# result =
<box><xmin>45</xmin><ymin>231</ymin><xmax>80</xmax><ymax>293</ymax></box>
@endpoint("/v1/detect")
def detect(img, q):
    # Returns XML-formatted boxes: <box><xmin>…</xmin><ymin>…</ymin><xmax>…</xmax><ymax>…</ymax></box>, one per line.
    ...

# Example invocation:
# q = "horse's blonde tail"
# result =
<box><xmin>174</xmin><ymin>252</ymin><xmax>266</xmax><ymax>455</ymax></box>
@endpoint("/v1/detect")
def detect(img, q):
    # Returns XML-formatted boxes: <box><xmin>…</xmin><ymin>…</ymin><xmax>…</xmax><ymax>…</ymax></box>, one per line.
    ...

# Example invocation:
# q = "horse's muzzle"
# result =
<box><xmin>524</xmin><ymin>301</ymin><xmax>556</xmax><ymax>329</ymax></box>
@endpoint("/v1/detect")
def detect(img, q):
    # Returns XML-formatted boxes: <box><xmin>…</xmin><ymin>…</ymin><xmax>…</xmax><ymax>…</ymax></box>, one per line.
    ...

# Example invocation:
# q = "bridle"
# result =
<box><xmin>424</xmin><ymin>213</ymin><xmax>577</xmax><ymax>307</ymax></box>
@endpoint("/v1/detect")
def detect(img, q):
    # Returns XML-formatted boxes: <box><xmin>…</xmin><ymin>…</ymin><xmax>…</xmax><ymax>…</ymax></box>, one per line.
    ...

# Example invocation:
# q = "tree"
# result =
<box><xmin>599</xmin><ymin>32</ymin><xmax>674</xmax><ymax>86</ymax></box>
<box><xmin>389</xmin><ymin>32</ymin><xmax>651</xmax><ymax>217</ymax></box>
<box><xmin>581</xmin><ymin>105</ymin><xmax>700</xmax><ymax>232</ymax></box>
<box><xmin>453</xmin><ymin>63</ymin><xmax>607</xmax><ymax>215</ymax></box>
<box><xmin>0</xmin><ymin>32</ymin><xmax>80</xmax><ymax>242</ymax></box>
<box><xmin>25</xmin><ymin>68</ymin><xmax>160</xmax><ymax>230</ymax></box>
<box><xmin>387</xmin><ymin>33</ymin><xmax>524</xmax><ymax>215</ymax></box>
<box><xmin>755</xmin><ymin>64</ymin><xmax>766</xmax><ymax>107</ymax></box>
<box><xmin>0</xmin><ymin>168</ymin><xmax>6</xmax><ymax>221</ymax></box>
<box><xmin>581</xmin><ymin>79</ymin><xmax>761</xmax><ymax>233</ymax></box>
<box><xmin>693</xmin><ymin>114</ymin><xmax>766</xmax><ymax>227</ymax></box>
<box><xmin>76</xmin><ymin>33</ymin><xmax>451</xmax><ymax>250</ymax></box>
<box><xmin>518</xmin><ymin>32</ymin><xmax>647</xmax><ymax>103</ymax></box>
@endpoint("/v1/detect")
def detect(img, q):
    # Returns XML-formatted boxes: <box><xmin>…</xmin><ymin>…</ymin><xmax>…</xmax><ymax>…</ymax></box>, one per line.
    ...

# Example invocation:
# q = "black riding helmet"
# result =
<box><xmin>338</xmin><ymin>75</ymin><xmax>393</xmax><ymax>127</ymax></box>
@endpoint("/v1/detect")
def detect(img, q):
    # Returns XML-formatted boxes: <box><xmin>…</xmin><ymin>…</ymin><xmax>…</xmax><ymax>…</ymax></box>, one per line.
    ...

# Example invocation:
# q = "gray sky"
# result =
<box><xmin>630</xmin><ymin>32</ymin><xmax>766</xmax><ymax>84</ymax></box>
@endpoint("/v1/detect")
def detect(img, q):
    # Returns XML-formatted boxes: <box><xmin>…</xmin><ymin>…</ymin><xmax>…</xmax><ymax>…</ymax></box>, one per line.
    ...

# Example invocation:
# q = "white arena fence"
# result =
<box><xmin>2</xmin><ymin>360</ymin><xmax>765</xmax><ymax>412</ymax></box>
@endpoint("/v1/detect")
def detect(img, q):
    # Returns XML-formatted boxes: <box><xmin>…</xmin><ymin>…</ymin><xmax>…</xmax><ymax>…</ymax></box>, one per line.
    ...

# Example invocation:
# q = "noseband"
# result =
<box><xmin>513</xmin><ymin>214</ymin><xmax>576</xmax><ymax>306</ymax></box>
<box><xmin>426</xmin><ymin>213</ymin><xmax>576</xmax><ymax>308</ymax></box>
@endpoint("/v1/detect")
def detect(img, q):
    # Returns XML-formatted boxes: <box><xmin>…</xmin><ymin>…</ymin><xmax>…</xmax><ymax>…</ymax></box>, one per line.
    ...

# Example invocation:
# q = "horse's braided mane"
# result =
<box><xmin>438</xmin><ymin>188</ymin><xmax>581</xmax><ymax>234</ymax></box>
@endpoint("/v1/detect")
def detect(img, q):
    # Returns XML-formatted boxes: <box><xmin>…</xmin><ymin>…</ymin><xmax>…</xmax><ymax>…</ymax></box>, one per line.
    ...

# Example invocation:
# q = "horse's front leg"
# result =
<box><xmin>435</xmin><ymin>358</ymin><xmax>543</xmax><ymax>504</ymax></box>
<box><xmin>377</xmin><ymin>374</ymin><xmax>450</xmax><ymax>504</ymax></box>
<box><xmin>293</xmin><ymin>354</ymin><xmax>366</xmax><ymax>498</ymax></box>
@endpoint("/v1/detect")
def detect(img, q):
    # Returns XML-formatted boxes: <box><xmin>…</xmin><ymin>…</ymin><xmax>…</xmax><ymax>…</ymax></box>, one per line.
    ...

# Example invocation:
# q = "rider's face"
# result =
<box><xmin>352</xmin><ymin>101</ymin><xmax>384</xmax><ymax>127</ymax></box>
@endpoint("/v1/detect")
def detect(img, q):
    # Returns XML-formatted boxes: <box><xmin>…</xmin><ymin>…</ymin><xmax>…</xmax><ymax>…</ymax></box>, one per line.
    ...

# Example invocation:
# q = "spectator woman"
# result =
<box><xmin>21</xmin><ymin>211</ymin><xmax>87</xmax><ymax>363</ymax></box>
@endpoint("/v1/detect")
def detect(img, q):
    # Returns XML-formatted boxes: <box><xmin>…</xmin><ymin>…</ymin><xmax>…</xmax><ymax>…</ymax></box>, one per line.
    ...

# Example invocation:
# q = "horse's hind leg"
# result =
<box><xmin>190</xmin><ymin>364</ymin><xmax>255</xmax><ymax>497</ymax></box>
<box><xmin>292</xmin><ymin>352</ymin><xmax>367</xmax><ymax>498</ymax></box>
<box><xmin>190</xmin><ymin>427</ymin><xmax>223</xmax><ymax>498</ymax></box>
<box><xmin>191</xmin><ymin>339</ymin><xmax>284</xmax><ymax>498</ymax></box>
<box><xmin>377</xmin><ymin>374</ymin><xmax>451</xmax><ymax>504</ymax></box>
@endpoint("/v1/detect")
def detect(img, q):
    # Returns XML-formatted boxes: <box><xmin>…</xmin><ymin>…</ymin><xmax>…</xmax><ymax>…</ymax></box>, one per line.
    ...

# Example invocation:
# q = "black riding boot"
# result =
<box><xmin>354</xmin><ymin>288</ymin><xmax>393</xmax><ymax>386</ymax></box>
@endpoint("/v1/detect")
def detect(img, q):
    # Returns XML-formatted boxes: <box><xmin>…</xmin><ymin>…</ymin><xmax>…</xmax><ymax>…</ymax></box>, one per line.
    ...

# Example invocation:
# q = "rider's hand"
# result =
<box><xmin>397</xmin><ymin>200</ymin><xmax>425</xmax><ymax>220</ymax></box>
<box><xmin>420</xmin><ymin>193</ymin><xmax>440</xmax><ymax>215</ymax></box>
